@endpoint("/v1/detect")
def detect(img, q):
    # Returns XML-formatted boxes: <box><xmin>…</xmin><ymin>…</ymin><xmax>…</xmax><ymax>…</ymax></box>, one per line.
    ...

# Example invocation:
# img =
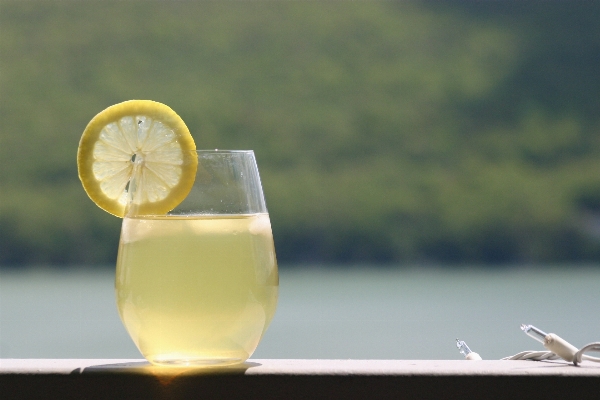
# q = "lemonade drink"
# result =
<box><xmin>115</xmin><ymin>213</ymin><xmax>278</xmax><ymax>366</ymax></box>
<box><xmin>78</xmin><ymin>103</ymin><xmax>277</xmax><ymax>367</ymax></box>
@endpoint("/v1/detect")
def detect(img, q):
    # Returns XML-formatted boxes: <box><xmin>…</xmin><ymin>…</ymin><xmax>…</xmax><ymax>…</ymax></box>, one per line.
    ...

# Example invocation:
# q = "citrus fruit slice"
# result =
<box><xmin>77</xmin><ymin>100</ymin><xmax>197</xmax><ymax>217</ymax></box>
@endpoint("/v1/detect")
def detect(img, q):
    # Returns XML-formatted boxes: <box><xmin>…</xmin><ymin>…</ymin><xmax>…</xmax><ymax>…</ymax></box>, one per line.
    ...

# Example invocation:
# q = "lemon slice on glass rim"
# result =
<box><xmin>77</xmin><ymin>100</ymin><xmax>198</xmax><ymax>217</ymax></box>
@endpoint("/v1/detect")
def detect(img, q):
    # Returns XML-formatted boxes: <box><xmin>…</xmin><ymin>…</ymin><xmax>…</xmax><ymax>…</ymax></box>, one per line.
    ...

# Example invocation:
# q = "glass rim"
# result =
<box><xmin>195</xmin><ymin>149</ymin><xmax>254</xmax><ymax>154</ymax></box>
<box><xmin>145</xmin><ymin>149</ymin><xmax>255</xmax><ymax>154</ymax></box>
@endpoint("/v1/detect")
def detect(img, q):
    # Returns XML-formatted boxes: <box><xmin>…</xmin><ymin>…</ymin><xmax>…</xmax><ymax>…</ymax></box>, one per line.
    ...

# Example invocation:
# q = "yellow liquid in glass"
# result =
<box><xmin>115</xmin><ymin>214</ymin><xmax>278</xmax><ymax>366</ymax></box>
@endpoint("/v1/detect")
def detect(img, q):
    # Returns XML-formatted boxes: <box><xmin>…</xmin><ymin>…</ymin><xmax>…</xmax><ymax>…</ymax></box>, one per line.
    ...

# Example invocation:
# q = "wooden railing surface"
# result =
<box><xmin>1</xmin><ymin>359</ymin><xmax>599</xmax><ymax>399</ymax></box>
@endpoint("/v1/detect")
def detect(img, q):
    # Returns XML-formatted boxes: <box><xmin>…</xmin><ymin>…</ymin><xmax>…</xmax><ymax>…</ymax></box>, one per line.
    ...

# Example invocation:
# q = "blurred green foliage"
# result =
<box><xmin>1</xmin><ymin>1</ymin><xmax>600</xmax><ymax>266</ymax></box>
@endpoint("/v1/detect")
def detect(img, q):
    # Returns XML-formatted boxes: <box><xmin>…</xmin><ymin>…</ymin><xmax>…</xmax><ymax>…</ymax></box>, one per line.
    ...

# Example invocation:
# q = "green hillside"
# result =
<box><xmin>1</xmin><ymin>1</ymin><xmax>600</xmax><ymax>265</ymax></box>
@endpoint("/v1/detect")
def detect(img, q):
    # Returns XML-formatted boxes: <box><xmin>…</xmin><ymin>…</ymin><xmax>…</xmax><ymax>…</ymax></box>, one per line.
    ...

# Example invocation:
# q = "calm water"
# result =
<box><xmin>1</xmin><ymin>265</ymin><xmax>598</xmax><ymax>360</ymax></box>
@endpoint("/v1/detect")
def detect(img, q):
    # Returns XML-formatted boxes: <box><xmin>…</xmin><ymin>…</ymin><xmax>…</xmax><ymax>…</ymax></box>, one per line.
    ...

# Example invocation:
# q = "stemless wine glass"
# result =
<box><xmin>115</xmin><ymin>150</ymin><xmax>279</xmax><ymax>366</ymax></box>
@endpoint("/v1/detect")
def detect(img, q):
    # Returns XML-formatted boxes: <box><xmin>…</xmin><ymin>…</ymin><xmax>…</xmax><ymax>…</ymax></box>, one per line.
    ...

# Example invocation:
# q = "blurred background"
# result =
<box><xmin>1</xmin><ymin>1</ymin><xmax>599</xmax><ymax>361</ymax></box>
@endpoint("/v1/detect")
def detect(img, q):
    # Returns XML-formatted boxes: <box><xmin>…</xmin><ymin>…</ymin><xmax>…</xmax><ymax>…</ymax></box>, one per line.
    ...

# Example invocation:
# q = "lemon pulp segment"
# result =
<box><xmin>77</xmin><ymin>100</ymin><xmax>197</xmax><ymax>217</ymax></box>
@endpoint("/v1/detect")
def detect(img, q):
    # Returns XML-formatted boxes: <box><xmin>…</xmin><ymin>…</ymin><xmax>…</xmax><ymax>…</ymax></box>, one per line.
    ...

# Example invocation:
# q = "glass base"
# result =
<box><xmin>149</xmin><ymin>357</ymin><xmax>245</xmax><ymax>367</ymax></box>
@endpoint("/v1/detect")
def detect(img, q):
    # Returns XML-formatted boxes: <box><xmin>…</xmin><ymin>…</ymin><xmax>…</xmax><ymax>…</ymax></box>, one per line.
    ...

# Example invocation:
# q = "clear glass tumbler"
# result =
<box><xmin>115</xmin><ymin>150</ymin><xmax>278</xmax><ymax>366</ymax></box>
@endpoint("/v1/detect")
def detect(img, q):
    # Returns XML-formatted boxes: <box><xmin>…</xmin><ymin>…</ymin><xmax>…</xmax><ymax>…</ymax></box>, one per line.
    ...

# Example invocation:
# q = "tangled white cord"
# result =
<box><xmin>457</xmin><ymin>324</ymin><xmax>600</xmax><ymax>366</ymax></box>
<box><xmin>501</xmin><ymin>350</ymin><xmax>561</xmax><ymax>361</ymax></box>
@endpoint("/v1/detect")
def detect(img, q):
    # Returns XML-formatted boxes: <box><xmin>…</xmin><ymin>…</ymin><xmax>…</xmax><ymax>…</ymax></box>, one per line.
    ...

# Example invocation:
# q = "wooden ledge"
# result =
<box><xmin>2</xmin><ymin>359</ymin><xmax>599</xmax><ymax>399</ymax></box>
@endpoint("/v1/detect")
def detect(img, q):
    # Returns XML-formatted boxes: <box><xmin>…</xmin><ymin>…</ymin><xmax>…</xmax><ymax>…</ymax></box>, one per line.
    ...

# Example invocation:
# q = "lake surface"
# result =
<box><xmin>1</xmin><ymin>265</ymin><xmax>598</xmax><ymax>360</ymax></box>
